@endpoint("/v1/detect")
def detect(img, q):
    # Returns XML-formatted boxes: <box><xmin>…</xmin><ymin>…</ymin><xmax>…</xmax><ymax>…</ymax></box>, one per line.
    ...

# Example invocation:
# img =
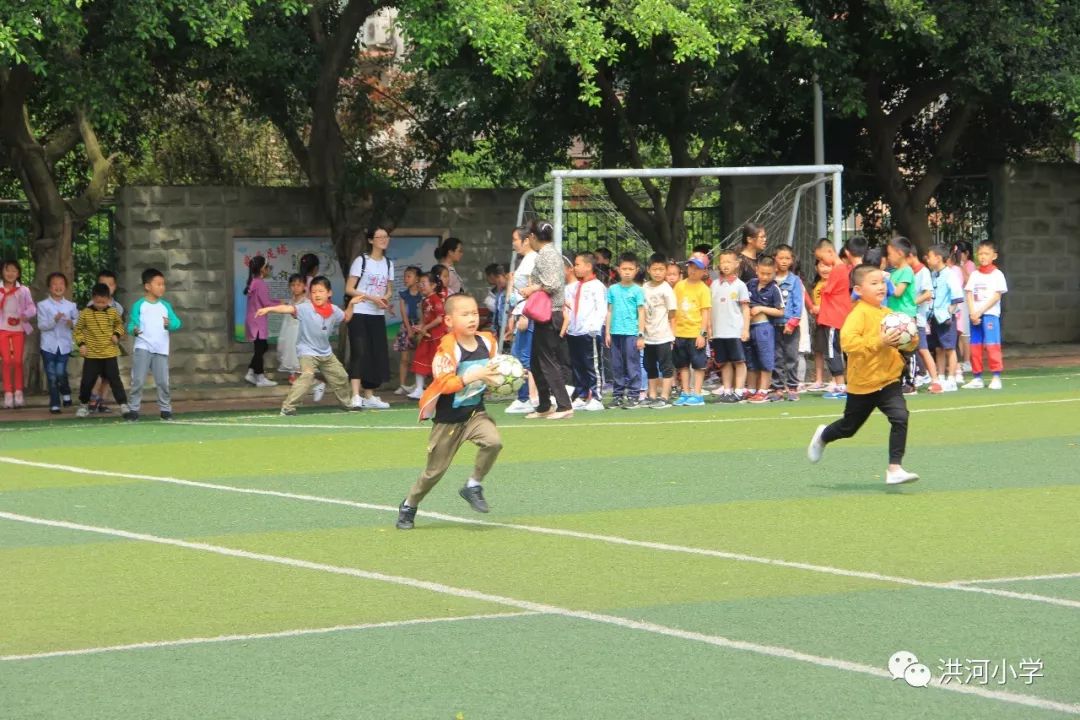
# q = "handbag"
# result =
<box><xmin>523</xmin><ymin>290</ymin><xmax>552</xmax><ymax>323</ymax></box>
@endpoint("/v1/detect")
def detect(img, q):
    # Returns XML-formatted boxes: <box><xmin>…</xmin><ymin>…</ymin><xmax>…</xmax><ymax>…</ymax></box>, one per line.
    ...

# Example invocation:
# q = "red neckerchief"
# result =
<box><xmin>573</xmin><ymin>273</ymin><xmax>595</xmax><ymax>321</ymax></box>
<box><xmin>722</xmin><ymin>274</ymin><xmax>738</xmax><ymax>283</ymax></box>
<box><xmin>1</xmin><ymin>283</ymin><xmax>18</xmax><ymax>301</ymax></box>
<box><xmin>911</xmin><ymin>260</ymin><xmax>925</xmax><ymax>273</ymax></box>
<box><xmin>976</xmin><ymin>264</ymin><xmax>998</xmax><ymax>275</ymax></box>
<box><xmin>312</xmin><ymin>301</ymin><xmax>334</xmax><ymax>318</ymax></box>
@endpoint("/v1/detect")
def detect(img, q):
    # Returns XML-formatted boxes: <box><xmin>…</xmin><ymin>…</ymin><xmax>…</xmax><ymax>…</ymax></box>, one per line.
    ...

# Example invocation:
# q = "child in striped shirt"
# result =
<box><xmin>74</xmin><ymin>283</ymin><xmax>133</xmax><ymax>420</ymax></box>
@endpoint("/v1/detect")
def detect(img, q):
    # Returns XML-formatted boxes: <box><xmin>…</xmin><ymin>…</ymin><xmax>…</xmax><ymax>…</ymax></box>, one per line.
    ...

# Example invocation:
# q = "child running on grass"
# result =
<box><xmin>806</xmin><ymin>264</ymin><xmax>919</xmax><ymax>486</ymax></box>
<box><xmin>256</xmin><ymin>276</ymin><xmax>363</xmax><ymax>416</ymax></box>
<box><xmin>396</xmin><ymin>294</ymin><xmax>503</xmax><ymax>530</ymax></box>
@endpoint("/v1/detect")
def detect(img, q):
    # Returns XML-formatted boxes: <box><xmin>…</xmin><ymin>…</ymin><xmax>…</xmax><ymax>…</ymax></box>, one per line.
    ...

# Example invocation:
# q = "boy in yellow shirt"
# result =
<box><xmin>806</xmin><ymin>264</ymin><xmax>919</xmax><ymax>485</ymax></box>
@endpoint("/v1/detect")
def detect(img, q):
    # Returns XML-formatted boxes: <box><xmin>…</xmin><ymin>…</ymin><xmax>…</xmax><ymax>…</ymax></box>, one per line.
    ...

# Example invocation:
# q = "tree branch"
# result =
<box><xmin>883</xmin><ymin>77</ymin><xmax>954</xmax><ymax>131</ymax></box>
<box><xmin>595</xmin><ymin>66</ymin><xmax>664</xmax><ymax>213</ymax></box>
<box><xmin>912</xmin><ymin>100</ymin><xmax>979</xmax><ymax>206</ymax></box>
<box><xmin>44</xmin><ymin>121</ymin><xmax>80</xmax><ymax>164</ymax></box>
<box><xmin>65</xmin><ymin>107</ymin><xmax>116</xmax><ymax>222</ymax></box>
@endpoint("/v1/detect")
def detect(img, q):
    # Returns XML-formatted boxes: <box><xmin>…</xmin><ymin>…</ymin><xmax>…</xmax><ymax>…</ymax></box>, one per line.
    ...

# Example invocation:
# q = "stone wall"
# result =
<box><xmin>990</xmin><ymin>163</ymin><xmax>1080</xmax><ymax>344</ymax></box>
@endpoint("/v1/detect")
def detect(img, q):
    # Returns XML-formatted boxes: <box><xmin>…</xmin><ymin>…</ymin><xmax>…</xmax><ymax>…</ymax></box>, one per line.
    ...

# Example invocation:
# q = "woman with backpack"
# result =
<box><xmin>345</xmin><ymin>227</ymin><xmax>394</xmax><ymax>409</ymax></box>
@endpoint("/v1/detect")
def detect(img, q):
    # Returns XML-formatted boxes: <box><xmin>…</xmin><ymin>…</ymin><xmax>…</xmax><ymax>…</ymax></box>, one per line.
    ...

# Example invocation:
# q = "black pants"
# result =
<box><xmin>566</xmin><ymin>334</ymin><xmax>602</xmax><ymax>401</ymax></box>
<box><xmin>821</xmin><ymin>381</ymin><xmax>908</xmax><ymax>464</ymax></box>
<box><xmin>79</xmin><ymin>357</ymin><xmax>128</xmax><ymax>405</ymax></box>
<box><xmin>249</xmin><ymin>338</ymin><xmax>268</xmax><ymax>374</ymax></box>
<box><xmin>348</xmin><ymin>313</ymin><xmax>390</xmax><ymax>389</ymax></box>
<box><xmin>531</xmin><ymin>310</ymin><xmax>572</xmax><ymax>412</ymax></box>
<box><xmin>771</xmin><ymin>327</ymin><xmax>801</xmax><ymax>390</ymax></box>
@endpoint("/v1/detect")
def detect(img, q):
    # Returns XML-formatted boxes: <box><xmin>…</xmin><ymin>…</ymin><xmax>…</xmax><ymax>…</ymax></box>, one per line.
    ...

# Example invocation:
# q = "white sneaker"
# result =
<box><xmin>13</xmin><ymin>390</ymin><xmax>24</xmax><ymax>407</ymax></box>
<box><xmin>886</xmin><ymin>468</ymin><xmax>920</xmax><ymax>485</ymax></box>
<box><xmin>583</xmin><ymin>398</ymin><xmax>605</xmax><ymax>412</ymax></box>
<box><xmin>406</xmin><ymin>388</ymin><xmax>424</xmax><ymax>400</ymax></box>
<box><xmin>3</xmin><ymin>392</ymin><xmax>13</xmax><ymax>409</ymax></box>
<box><xmin>988</xmin><ymin>376</ymin><xmax>1003</xmax><ymax>390</ymax></box>
<box><xmin>960</xmin><ymin>361</ymin><xmax>972</xmax><ymax>372</ymax></box>
<box><xmin>350</xmin><ymin>394</ymin><xmax>364</xmax><ymax>409</ymax></box>
<box><xmin>807</xmin><ymin>424</ymin><xmax>827</xmax><ymax>463</ymax></box>
<box><xmin>75</xmin><ymin>404</ymin><xmax>90</xmax><ymax>418</ymax></box>
<box><xmin>244</xmin><ymin>369</ymin><xmax>257</xmax><ymax>385</ymax></box>
<box><xmin>255</xmin><ymin>374</ymin><xmax>278</xmax><ymax>387</ymax></box>
<box><xmin>312</xmin><ymin>382</ymin><xmax>326</xmax><ymax>402</ymax></box>
<box><xmin>914</xmin><ymin>374</ymin><xmax>931</xmax><ymax>388</ymax></box>
<box><xmin>710</xmin><ymin>387</ymin><xmax>729</xmax><ymax>396</ymax></box>
<box><xmin>962</xmin><ymin>377</ymin><xmax>984</xmax><ymax>390</ymax></box>
<box><xmin>571</xmin><ymin>398</ymin><xmax>587</xmax><ymax>410</ymax></box>
<box><xmin>942</xmin><ymin>379</ymin><xmax>958</xmax><ymax>392</ymax></box>
<box><xmin>505</xmin><ymin>399</ymin><xmax>535</xmax><ymax>414</ymax></box>
<box><xmin>363</xmin><ymin>395</ymin><xmax>390</xmax><ymax>409</ymax></box>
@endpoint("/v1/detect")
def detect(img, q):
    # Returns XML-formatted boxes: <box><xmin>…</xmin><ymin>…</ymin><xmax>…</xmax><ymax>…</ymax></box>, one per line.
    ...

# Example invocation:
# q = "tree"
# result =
<box><xmin>807</xmin><ymin>0</ymin><xmax>1080</xmax><ymax>251</ymax></box>
<box><xmin>0</xmin><ymin>0</ymin><xmax>293</xmax><ymax>292</ymax></box>
<box><xmin>400</xmin><ymin>0</ymin><xmax>821</xmax><ymax>258</ymax></box>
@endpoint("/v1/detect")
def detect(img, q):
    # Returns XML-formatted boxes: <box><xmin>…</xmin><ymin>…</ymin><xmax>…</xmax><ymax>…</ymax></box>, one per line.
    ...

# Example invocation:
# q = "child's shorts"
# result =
<box><xmin>643</xmin><ymin>343</ymin><xmax>675</xmax><ymax>379</ymax></box>
<box><xmin>673</xmin><ymin>337</ymin><xmax>707</xmax><ymax>370</ymax></box>
<box><xmin>744</xmin><ymin>323</ymin><xmax>776</xmax><ymax>372</ymax></box>
<box><xmin>710</xmin><ymin>338</ymin><xmax>745</xmax><ymax>364</ymax></box>
<box><xmin>928</xmin><ymin>318</ymin><xmax>957</xmax><ymax>351</ymax></box>
<box><xmin>812</xmin><ymin>323</ymin><xmax>830</xmax><ymax>354</ymax></box>
<box><xmin>917</xmin><ymin>325</ymin><xmax>929</xmax><ymax>351</ymax></box>
<box><xmin>392</xmin><ymin>327</ymin><xmax>416</xmax><ymax>353</ymax></box>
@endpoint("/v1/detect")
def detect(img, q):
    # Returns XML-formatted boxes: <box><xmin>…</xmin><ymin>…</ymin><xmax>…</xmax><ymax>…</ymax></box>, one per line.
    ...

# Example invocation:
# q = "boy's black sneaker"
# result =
<box><xmin>718</xmin><ymin>392</ymin><xmax>740</xmax><ymax>404</ymax></box>
<box><xmin>610</xmin><ymin>396</ymin><xmax>623</xmax><ymax>408</ymax></box>
<box><xmin>395</xmin><ymin>502</ymin><xmax>417</xmax><ymax>530</ymax></box>
<box><xmin>124</xmin><ymin>411</ymin><xmax>139</xmax><ymax>422</ymax></box>
<box><xmin>160</xmin><ymin>411</ymin><xmax>173</xmax><ymax>421</ymax></box>
<box><xmin>458</xmin><ymin>484</ymin><xmax>490</xmax><ymax>513</ymax></box>
<box><xmin>622</xmin><ymin>397</ymin><xmax>639</xmax><ymax>409</ymax></box>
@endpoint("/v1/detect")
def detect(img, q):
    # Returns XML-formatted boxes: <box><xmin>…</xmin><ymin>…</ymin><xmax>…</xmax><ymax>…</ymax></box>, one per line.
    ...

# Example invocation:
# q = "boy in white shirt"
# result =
<box><xmin>641</xmin><ymin>254</ymin><xmax>677</xmax><ymax>408</ymax></box>
<box><xmin>37</xmin><ymin>272</ymin><xmax>79</xmax><ymax>413</ymax></box>
<box><xmin>963</xmin><ymin>240</ymin><xmax>1008</xmax><ymax>390</ymax></box>
<box><xmin>127</xmin><ymin>268</ymin><xmax>182</xmax><ymax>421</ymax></box>
<box><xmin>709</xmin><ymin>250</ymin><xmax>751</xmax><ymax>403</ymax></box>
<box><xmin>562</xmin><ymin>251</ymin><xmax>607</xmax><ymax>410</ymax></box>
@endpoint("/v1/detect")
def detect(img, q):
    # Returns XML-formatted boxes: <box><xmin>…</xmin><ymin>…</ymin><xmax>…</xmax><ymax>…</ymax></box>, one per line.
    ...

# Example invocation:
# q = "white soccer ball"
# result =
<box><xmin>881</xmin><ymin>312</ymin><xmax>918</xmax><ymax>351</ymax></box>
<box><xmin>485</xmin><ymin>353</ymin><xmax>526</xmax><ymax>397</ymax></box>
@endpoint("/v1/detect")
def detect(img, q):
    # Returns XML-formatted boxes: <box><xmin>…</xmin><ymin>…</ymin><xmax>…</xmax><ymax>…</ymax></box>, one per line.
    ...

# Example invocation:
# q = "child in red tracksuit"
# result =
<box><xmin>408</xmin><ymin>271</ymin><xmax>448</xmax><ymax>399</ymax></box>
<box><xmin>0</xmin><ymin>260</ymin><xmax>36</xmax><ymax>409</ymax></box>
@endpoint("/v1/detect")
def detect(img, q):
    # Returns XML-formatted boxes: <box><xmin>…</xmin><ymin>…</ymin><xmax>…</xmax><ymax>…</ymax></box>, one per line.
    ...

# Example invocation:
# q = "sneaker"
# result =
<box><xmin>954</xmin><ymin>373</ymin><xmax>965</xmax><ymax>385</ymax></box>
<box><xmin>393</xmin><ymin>385</ymin><xmax>413</xmax><ymax>396</ymax></box>
<box><xmin>49</xmin><ymin>406</ymin><xmax>61</xmax><ymax>414</ymax></box>
<box><xmin>312</xmin><ymin>382</ymin><xmax>326</xmax><ymax>403</ymax></box>
<box><xmin>823</xmin><ymin>390</ymin><xmax>847</xmax><ymax>400</ymax></box>
<box><xmin>13</xmin><ymin>390</ymin><xmax>24</xmax><ymax>407</ymax></box>
<box><xmin>611</xmin><ymin>396</ymin><xmax>624</xmax><ymax>408</ymax></box>
<box><xmin>622</xmin><ymin>398</ymin><xmax>640</xmax><ymax>409</ymax></box>
<box><xmin>748</xmin><ymin>392</ymin><xmax>768</xmax><ymax>404</ymax></box>
<box><xmin>583</xmin><ymin>398</ymin><xmax>605</xmax><ymax>412</ymax></box>
<box><xmin>710</xmin><ymin>387</ymin><xmax>729</xmax><ymax>396</ymax></box>
<box><xmin>120</xmin><ymin>404</ymin><xmax>135</xmax><ymax>421</ymax></box>
<box><xmin>459</xmin><ymin>484</ymin><xmax>490</xmax><ymax>513</ymax></box>
<box><xmin>75</xmin><ymin>404</ymin><xmax>90</xmax><ymax>418</ymax></box>
<box><xmin>363</xmin><ymin>395</ymin><xmax>390</xmax><ymax>409</ymax></box>
<box><xmin>928</xmin><ymin>382</ymin><xmax>943</xmax><ymax>394</ymax></box>
<box><xmin>767</xmin><ymin>391</ymin><xmax>784</xmax><ymax>402</ymax></box>
<box><xmin>650</xmin><ymin>399</ymin><xmax>671</xmax><ymax>409</ymax></box>
<box><xmin>255</xmin><ymin>375</ymin><xmax>278</xmax><ymax>387</ymax></box>
<box><xmin>962</xmin><ymin>377</ymin><xmax>985</xmax><ymax>390</ymax></box>
<box><xmin>718</xmin><ymin>392</ymin><xmax>740</xmax><ymax>404</ymax></box>
<box><xmin>785</xmin><ymin>390</ymin><xmax>800</xmax><ymax>402</ymax></box>
<box><xmin>683</xmin><ymin>394</ymin><xmax>705</xmax><ymax>406</ymax></box>
<box><xmin>672</xmin><ymin>394</ymin><xmax>688</xmax><ymax>407</ymax></box>
<box><xmin>942</xmin><ymin>379</ymin><xmax>958</xmax><ymax>392</ymax></box>
<box><xmin>160</xmin><ymin>411</ymin><xmax>173</xmax><ymax>421</ymax></box>
<box><xmin>280</xmin><ymin>407</ymin><xmax>297</xmax><ymax>416</ymax></box>
<box><xmin>804</xmin><ymin>382</ymin><xmax>828</xmax><ymax>393</ymax></box>
<box><xmin>807</xmin><ymin>424</ymin><xmax>827</xmax><ymax>463</ymax></box>
<box><xmin>62</xmin><ymin>395</ymin><xmax>72</xmax><ymax>407</ymax></box>
<box><xmin>406</xmin><ymin>387</ymin><xmax>424</xmax><ymax>400</ymax></box>
<box><xmin>572</xmin><ymin>398</ymin><xmax>587</xmax><ymax>410</ymax></box>
<box><xmin>96</xmin><ymin>403</ymin><xmax>112</xmax><ymax>414</ymax></box>
<box><xmin>396</xmin><ymin>502</ymin><xmax>417</xmax><ymax>530</ymax></box>
<box><xmin>505</xmin><ymin>399</ymin><xmax>535</xmax><ymax>414</ymax></box>
<box><xmin>2</xmin><ymin>392</ymin><xmax>12</xmax><ymax>409</ymax></box>
<box><xmin>988</xmin><ymin>376</ymin><xmax>1003</xmax><ymax>390</ymax></box>
<box><xmin>244</xmin><ymin>369</ymin><xmax>257</xmax><ymax>385</ymax></box>
<box><xmin>914</xmin><ymin>374</ymin><xmax>931</xmax><ymax>388</ymax></box>
<box><xmin>885</xmin><ymin>468</ymin><xmax>920</xmax><ymax>485</ymax></box>
<box><xmin>902</xmin><ymin>384</ymin><xmax>917</xmax><ymax>396</ymax></box>
<box><xmin>350</xmin><ymin>394</ymin><xmax>364</xmax><ymax>409</ymax></box>
<box><xmin>960</xmin><ymin>361</ymin><xmax>972</xmax><ymax>372</ymax></box>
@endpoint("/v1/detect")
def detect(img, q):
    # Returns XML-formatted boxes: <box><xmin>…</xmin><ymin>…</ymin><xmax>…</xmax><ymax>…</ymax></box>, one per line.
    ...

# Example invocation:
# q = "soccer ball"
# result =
<box><xmin>485</xmin><ymin>354</ymin><xmax>526</xmax><ymax>397</ymax></box>
<box><xmin>881</xmin><ymin>312</ymin><xmax>918</xmax><ymax>351</ymax></box>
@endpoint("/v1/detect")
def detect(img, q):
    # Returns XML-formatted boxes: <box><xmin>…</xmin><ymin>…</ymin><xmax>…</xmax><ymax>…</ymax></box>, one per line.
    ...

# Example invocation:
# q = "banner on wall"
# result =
<box><xmin>232</xmin><ymin>236</ymin><xmax>344</xmax><ymax>343</ymax></box>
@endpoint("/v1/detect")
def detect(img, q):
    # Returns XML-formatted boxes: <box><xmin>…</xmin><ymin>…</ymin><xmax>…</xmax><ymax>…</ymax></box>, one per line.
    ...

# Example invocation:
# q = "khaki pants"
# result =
<box><xmin>282</xmin><ymin>355</ymin><xmax>352</xmax><ymax>412</ymax></box>
<box><xmin>406</xmin><ymin>412</ymin><xmax>502</xmax><ymax>507</ymax></box>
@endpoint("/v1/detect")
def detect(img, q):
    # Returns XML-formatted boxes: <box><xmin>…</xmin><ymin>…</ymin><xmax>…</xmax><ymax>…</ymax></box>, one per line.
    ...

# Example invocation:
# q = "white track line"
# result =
<box><xmin>950</xmin><ymin>572</ymin><xmax>1080</xmax><ymax>586</ymax></box>
<box><xmin>168</xmin><ymin>397</ymin><xmax>1080</xmax><ymax>432</ymax></box>
<box><xmin>2</xmin><ymin>511</ymin><xmax>1076</xmax><ymax>716</ymax></box>
<box><xmin>1</xmin><ymin>612</ymin><xmax>539</xmax><ymax>662</ymax></box>
<box><xmin>2</xmin><ymin>455</ymin><xmax>1078</xmax><ymax>610</ymax></box>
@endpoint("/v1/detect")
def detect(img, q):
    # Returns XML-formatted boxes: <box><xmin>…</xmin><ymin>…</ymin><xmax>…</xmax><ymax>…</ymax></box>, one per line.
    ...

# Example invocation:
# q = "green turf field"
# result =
<box><xmin>2</xmin><ymin>369</ymin><xmax>1079</xmax><ymax>719</ymax></box>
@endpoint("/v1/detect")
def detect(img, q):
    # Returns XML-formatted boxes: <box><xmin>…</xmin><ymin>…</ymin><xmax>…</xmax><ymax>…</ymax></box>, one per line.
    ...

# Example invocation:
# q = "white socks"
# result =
<box><xmin>467</xmin><ymin>478</ymin><xmax>482</xmax><ymax>488</ymax></box>
<box><xmin>415</xmin><ymin>376</ymin><xmax>426</xmax><ymax>392</ymax></box>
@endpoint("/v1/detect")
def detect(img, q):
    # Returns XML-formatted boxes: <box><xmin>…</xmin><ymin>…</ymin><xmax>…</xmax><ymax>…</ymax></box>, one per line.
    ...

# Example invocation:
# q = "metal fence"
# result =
<box><xmin>0</xmin><ymin>204</ymin><xmax>116</xmax><ymax>302</ymax></box>
<box><xmin>558</xmin><ymin>200</ymin><xmax>724</xmax><ymax>259</ymax></box>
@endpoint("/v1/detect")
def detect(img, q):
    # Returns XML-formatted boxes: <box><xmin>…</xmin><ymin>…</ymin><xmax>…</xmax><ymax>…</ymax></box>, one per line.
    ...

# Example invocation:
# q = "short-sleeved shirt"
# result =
<box><xmin>296</xmin><ymin>302</ymin><xmax>345</xmax><ymax>357</ymax></box>
<box><xmin>887</xmin><ymin>265</ymin><xmax>917</xmax><ymax>317</ymax></box>
<box><xmin>348</xmin><ymin>254</ymin><xmax>394</xmax><ymax>316</ymax></box>
<box><xmin>673</xmin><ymin>279</ymin><xmax>712</xmax><ymax>338</ymax></box>
<box><xmin>434</xmin><ymin>336</ymin><xmax>489</xmax><ymax>424</ymax></box>
<box><xmin>932</xmin><ymin>268</ymin><xmax>964</xmax><ymax>324</ymax></box>
<box><xmin>710</xmin><ymin>276</ymin><xmax>750</xmax><ymax>339</ymax></box>
<box><xmin>643</xmin><ymin>281</ymin><xmax>677</xmax><ymax>344</ymax></box>
<box><xmin>913</xmin><ymin>265</ymin><xmax>933</xmax><ymax>327</ymax></box>
<box><xmin>965</xmin><ymin>267</ymin><xmax>1008</xmax><ymax>317</ymax></box>
<box><xmin>607</xmin><ymin>283</ymin><xmax>646</xmax><ymax>336</ymax></box>
<box><xmin>747</xmin><ymin>280</ymin><xmax>783</xmax><ymax>326</ymax></box>
<box><xmin>399</xmin><ymin>289</ymin><xmax>421</xmax><ymax>323</ymax></box>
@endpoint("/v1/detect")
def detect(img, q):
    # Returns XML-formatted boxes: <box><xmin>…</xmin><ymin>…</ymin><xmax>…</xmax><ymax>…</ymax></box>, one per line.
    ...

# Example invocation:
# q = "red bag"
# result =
<box><xmin>523</xmin><ymin>290</ymin><xmax>552</xmax><ymax>323</ymax></box>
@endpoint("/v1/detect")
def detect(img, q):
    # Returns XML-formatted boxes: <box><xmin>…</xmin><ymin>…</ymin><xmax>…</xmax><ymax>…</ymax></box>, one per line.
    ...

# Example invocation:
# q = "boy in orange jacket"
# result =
<box><xmin>397</xmin><ymin>294</ymin><xmax>504</xmax><ymax>529</ymax></box>
<box><xmin>806</xmin><ymin>264</ymin><xmax>919</xmax><ymax>485</ymax></box>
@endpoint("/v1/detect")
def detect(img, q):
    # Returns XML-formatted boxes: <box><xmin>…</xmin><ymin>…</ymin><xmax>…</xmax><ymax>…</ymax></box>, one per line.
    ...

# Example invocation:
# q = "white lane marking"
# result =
<box><xmin>950</xmin><ymin>572</ymin><xmax>1080</xmax><ymax>586</ymax></box>
<box><xmin>2</xmin><ymin>456</ymin><xmax>1078</xmax><ymax>610</ymax></box>
<box><xmin>168</xmin><ymin>397</ymin><xmax>1080</xmax><ymax>432</ymax></box>
<box><xmin>1</xmin><ymin>612</ymin><xmax>539</xmax><ymax>662</ymax></box>
<box><xmin>2</xmin><ymin>510</ymin><xmax>1077</xmax><ymax>716</ymax></box>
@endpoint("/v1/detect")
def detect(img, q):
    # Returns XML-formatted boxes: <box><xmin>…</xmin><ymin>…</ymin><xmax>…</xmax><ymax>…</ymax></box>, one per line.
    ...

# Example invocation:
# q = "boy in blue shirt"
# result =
<box><xmin>605</xmin><ymin>252</ymin><xmax>646</xmax><ymax>408</ymax></box>
<box><xmin>746</xmin><ymin>256</ymin><xmax>784</xmax><ymax>403</ymax></box>
<box><xmin>770</xmin><ymin>244</ymin><xmax>805</xmax><ymax>400</ymax></box>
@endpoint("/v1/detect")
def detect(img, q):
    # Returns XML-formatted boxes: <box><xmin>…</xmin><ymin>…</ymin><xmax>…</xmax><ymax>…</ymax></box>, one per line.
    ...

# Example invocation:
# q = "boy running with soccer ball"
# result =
<box><xmin>807</xmin><ymin>264</ymin><xmax>919</xmax><ymax>486</ymax></box>
<box><xmin>396</xmin><ymin>294</ymin><xmax>504</xmax><ymax>530</ymax></box>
